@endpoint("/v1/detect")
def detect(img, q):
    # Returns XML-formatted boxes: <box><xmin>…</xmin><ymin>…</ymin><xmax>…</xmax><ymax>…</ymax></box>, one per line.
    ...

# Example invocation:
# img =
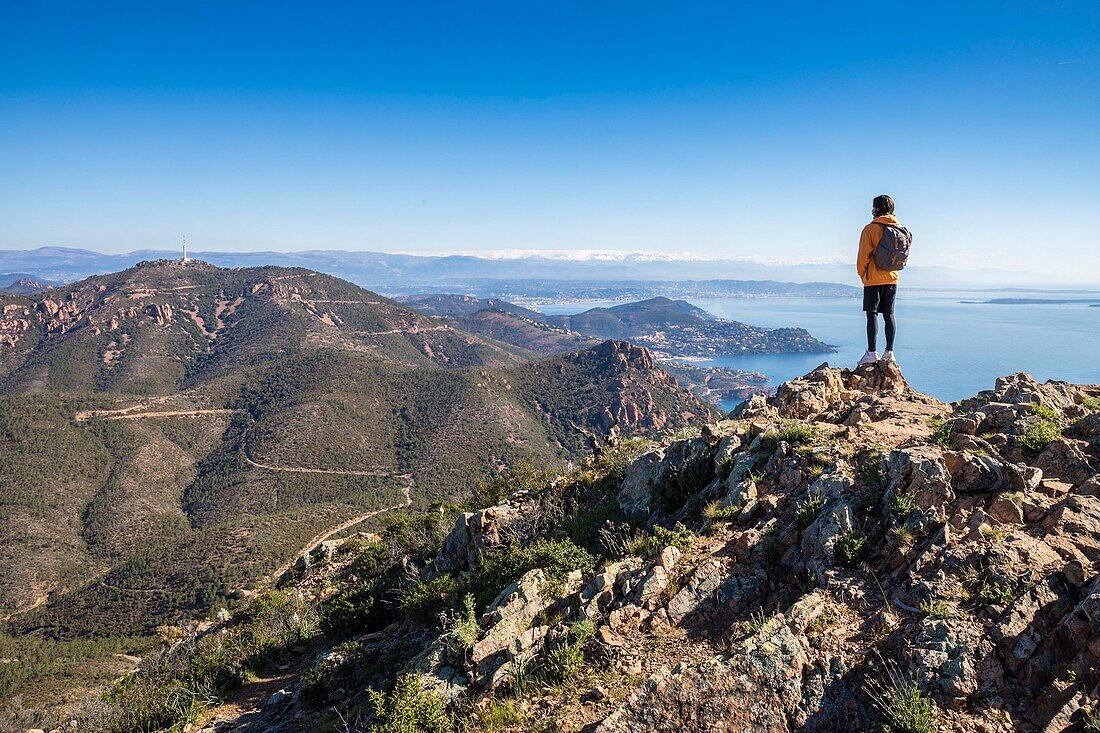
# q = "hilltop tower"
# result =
<box><xmin>182</xmin><ymin>235</ymin><xmax>191</xmax><ymax>263</ymax></box>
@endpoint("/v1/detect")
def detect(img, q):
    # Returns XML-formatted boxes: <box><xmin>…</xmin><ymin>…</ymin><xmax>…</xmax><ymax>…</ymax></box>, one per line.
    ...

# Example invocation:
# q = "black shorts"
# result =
<box><xmin>863</xmin><ymin>284</ymin><xmax>897</xmax><ymax>314</ymax></box>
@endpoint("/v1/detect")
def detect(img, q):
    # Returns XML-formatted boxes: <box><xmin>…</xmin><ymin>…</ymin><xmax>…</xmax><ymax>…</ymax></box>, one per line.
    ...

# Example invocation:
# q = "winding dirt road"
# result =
<box><xmin>241</xmin><ymin>451</ymin><xmax>395</xmax><ymax>477</ymax></box>
<box><xmin>266</xmin><ymin>482</ymin><xmax>413</xmax><ymax>583</ymax></box>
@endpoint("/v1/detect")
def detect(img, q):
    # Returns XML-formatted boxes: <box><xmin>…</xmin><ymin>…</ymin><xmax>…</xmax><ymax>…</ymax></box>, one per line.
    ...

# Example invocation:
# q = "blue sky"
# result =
<box><xmin>1</xmin><ymin>1</ymin><xmax>1097</xmax><ymax>279</ymax></box>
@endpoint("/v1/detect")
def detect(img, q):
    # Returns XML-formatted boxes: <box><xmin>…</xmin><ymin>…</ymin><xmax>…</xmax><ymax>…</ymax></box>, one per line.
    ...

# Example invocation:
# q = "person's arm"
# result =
<box><xmin>856</xmin><ymin>224</ymin><xmax>874</xmax><ymax>282</ymax></box>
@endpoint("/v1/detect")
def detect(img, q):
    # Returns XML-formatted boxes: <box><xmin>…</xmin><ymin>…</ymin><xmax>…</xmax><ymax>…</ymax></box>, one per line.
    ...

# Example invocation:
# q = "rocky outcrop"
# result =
<box><xmin>733</xmin><ymin>360</ymin><xmax>923</xmax><ymax>422</ymax></box>
<box><xmin>435</xmin><ymin>490</ymin><xmax>541</xmax><ymax>571</ymax></box>
<box><xmin>595</xmin><ymin>593</ymin><xmax>854</xmax><ymax>733</ymax></box>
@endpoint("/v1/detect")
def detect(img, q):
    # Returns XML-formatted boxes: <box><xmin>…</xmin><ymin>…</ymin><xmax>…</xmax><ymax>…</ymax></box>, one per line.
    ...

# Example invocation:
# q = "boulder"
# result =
<box><xmin>1033</xmin><ymin>438</ymin><xmax>1096</xmax><ymax>488</ymax></box>
<box><xmin>618</xmin><ymin>448</ymin><xmax>666</xmax><ymax>518</ymax></box>
<box><xmin>887</xmin><ymin>446</ymin><xmax>955</xmax><ymax>515</ymax></box>
<box><xmin>472</xmin><ymin>568</ymin><xmax>583</xmax><ymax>687</ymax></box>
<box><xmin>436</xmin><ymin>490</ymin><xmax>540</xmax><ymax>571</ymax></box>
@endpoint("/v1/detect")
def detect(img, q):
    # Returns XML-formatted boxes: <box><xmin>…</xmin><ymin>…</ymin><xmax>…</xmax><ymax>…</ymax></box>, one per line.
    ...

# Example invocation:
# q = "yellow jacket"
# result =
<box><xmin>857</xmin><ymin>214</ymin><xmax>903</xmax><ymax>286</ymax></box>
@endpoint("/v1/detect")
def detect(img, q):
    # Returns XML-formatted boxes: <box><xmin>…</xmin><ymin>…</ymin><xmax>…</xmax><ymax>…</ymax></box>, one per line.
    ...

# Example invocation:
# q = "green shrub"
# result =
<box><xmin>350</xmin><ymin>541</ymin><xmax>388</xmax><ymax>578</ymax></box>
<box><xmin>1033</xmin><ymin>403</ymin><xmax>1060</xmax><ymax>422</ymax></box>
<box><xmin>467</xmin><ymin>539</ymin><xmax>595</xmax><ymax>611</ymax></box>
<box><xmin>796</xmin><ymin>492</ymin><xmax>827</xmax><ymax>529</ymax></box>
<box><xmin>367</xmin><ymin>674</ymin><xmax>453</xmax><ymax>733</ymax></box>
<box><xmin>918</xmin><ymin>599</ymin><xmax>953</xmax><ymax>619</ymax></box>
<box><xmin>777</xmin><ymin>420</ymin><xmax>818</xmax><ymax>446</ymax></box>
<box><xmin>855</xmin><ymin>489</ymin><xmax>882</xmax><ymax>513</ymax></box>
<box><xmin>859</xmin><ymin>450</ymin><xmax>889</xmax><ymax>488</ymax></box>
<box><xmin>976</xmin><ymin>580</ymin><xmax>1016</xmax><ymax>608</ymax></box>
<box><xmin>321</xmin><ymin>585</ymin><xmax>382</xmax><ymax>632</ymax></box>
<box><xmin>834</xmin><ymin>533</ymin><xmax>867</xmax><ymax>567</ymax></box>
<box><xmin>702</xmin><ymin>500</ymin><xmax>741</xmax><ymax>525</ymax></box>
<box><xmin>1018</xmin><ymin>419</ymin><xmax>1061</xmax><ymax>457</ymax></box>
<box><xmin>653</xmin><ymin>457</ymin><xmax>713</xmax><ymax>514</ymax></box>
<box><xmin>645</xmin><ymin>524</ymin><xmax>695</xmax><ymax>556</ymax></box>
<box><xmin>401</xmin><ymin>576</ymin><xmax>459</xmax><ymax>624</ymax></box>
<box><xmin>888</xmin><ymin>492</ymin><xmax>917</xmax><ymax>520</ymax></box>
<box><xmin>927</xmin><ymin>418</ymin><xmax>952</xmax><ymax>448</ymax></box>
<box><xmin>450</xmin><ymin>594</ymin><xmax>480</xmax><ymax>649</ymax></box>
<box><xmin>746</xmin><ymin>608</ymin><xmax>777</xmax><ymax>634</ymax></box>
<box><xmin>536</xmin><ymin>620</ymin><xmax>595</xmax><ymax>685</ymax></box>
<box><xmin>865</xmin><ymin>666</ymin><xmax>938</xmax><ymax>733</ymax></box>
<box><xmin>1083</xmin><ymin>397</ymin><xmax>1100</xmax><ymax>412</ymax></box>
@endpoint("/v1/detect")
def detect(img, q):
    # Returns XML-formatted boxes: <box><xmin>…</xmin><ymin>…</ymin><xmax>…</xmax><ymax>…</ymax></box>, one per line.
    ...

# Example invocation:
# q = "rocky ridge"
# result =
<box><xmin>41</xmin><ymin>361</ymin><xmax>1100</xmax><ymax>733</ymax></box>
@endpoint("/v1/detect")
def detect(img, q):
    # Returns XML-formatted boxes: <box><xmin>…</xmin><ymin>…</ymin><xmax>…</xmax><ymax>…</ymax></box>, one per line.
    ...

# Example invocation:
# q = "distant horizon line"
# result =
<box><xmin>0</xmin><ymin>243</ymin><xmax>1017</xmax><ymax>272</ymax></box>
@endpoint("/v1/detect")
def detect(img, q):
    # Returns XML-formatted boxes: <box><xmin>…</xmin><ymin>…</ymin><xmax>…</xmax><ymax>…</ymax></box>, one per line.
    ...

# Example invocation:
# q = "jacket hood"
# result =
<box><xmin>873</xmin><ymin>214</ymin><xmax>901</xmax><ymax>226</ymax></box>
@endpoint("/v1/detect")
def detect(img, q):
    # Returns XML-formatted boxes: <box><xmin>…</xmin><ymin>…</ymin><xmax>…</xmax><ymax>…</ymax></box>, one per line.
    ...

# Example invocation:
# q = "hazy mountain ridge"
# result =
<box><xmin>0</xmin><ymin>246</ymin><xmax>1048</xmax><ymax>293</ymax></box>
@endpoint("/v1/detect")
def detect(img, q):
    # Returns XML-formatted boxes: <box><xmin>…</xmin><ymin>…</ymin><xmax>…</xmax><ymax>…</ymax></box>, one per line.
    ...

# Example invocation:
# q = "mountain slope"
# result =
<box><xmin>395</xmin><ymin>294</ymin><xmax>546</xmax><ymax>321</ymax></box>
<box><xmin>0</xmin><ymin>259</ymin><xmax>526</xmax><ymax>396</ymax></box>
<box><xmin>49</xmin><ymin>364</ymin><xmax>1100</xmax><ymax>733</ymax></box>
<box><xmin>0</xmin><ymin>261</ymin><xmax>715</xmax><ymax>690</ymax></box>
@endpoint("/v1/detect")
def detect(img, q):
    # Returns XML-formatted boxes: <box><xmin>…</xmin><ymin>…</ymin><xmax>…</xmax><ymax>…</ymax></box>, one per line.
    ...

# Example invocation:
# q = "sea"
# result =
<box><xmin>537</xmin><ymin>290</ymin><xmax>1100</xmax><ymax>412</ymax></box>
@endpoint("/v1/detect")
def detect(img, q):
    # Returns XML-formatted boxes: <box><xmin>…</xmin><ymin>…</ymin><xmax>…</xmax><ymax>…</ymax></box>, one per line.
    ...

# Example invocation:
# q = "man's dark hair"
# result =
<box><xmin>872</xmin><ymin>194</ymin><xmax>895</xmax><ymax>217</ymax></box>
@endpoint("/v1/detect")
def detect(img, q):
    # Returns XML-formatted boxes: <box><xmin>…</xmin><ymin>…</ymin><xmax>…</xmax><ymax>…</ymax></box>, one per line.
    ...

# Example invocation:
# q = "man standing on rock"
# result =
<box><xmin>856</xmin><ymin>194</ymin><xmax>912</xmax><ymax>366</ymax></box>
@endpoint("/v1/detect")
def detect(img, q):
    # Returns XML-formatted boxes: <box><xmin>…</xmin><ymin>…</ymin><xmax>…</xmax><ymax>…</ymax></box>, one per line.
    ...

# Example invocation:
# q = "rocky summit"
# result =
<box><xmin>19</xmin><ymin>361</ymin><xmax>1100</xmax><ymax>733</ymax></box>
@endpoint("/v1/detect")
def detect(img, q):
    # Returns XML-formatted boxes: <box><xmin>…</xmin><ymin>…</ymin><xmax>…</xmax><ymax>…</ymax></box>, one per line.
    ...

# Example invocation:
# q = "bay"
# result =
<box><xmin>538</xmin><ymin>290</ymin><xmax>1100</xmax><ymax>409</ymax></box>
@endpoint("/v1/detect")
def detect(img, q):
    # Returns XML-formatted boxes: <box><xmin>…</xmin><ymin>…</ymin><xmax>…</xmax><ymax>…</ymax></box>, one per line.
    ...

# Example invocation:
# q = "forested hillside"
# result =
<box><xmin>0</xmin><ymin>261</ymin><xmax>714</xmax><ymax>716</ymax></box>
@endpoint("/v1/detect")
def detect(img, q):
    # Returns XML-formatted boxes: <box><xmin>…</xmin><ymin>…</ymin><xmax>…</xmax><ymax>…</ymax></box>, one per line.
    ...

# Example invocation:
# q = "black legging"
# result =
<box><xmin>866</xmin><ymin>311</ymin><xmax>895</xmax><ymax>352</ymax></box>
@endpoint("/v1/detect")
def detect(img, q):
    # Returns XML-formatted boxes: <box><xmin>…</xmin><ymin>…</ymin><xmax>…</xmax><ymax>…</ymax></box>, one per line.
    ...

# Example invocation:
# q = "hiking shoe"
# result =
<box><xmin>881</xmin><ymin>350</ymin><xmax>896</xmax><ymax>364</ymax></box>
<box><xmin>857</xmin><ymin>351</ymin><xmax>879</xmax><ymax>366</ymax></box>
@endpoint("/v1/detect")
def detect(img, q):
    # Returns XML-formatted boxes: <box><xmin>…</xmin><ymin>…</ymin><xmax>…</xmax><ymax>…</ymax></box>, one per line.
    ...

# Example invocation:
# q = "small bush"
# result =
<box><xmin>1083</xmin><ymin>397</ymin><xmax>1100</xmax><ymax>412</ymax></box>
<box><xmin>469</xmin><ymin>698</ymin><xmax>523</xmax><ymax>730</ymax></box>
<box><xmin>653</xmin><ymin>457</ymin><xmax>713</xmax><ymax>514</ymax></box>
<box><xmin>449</xmin><ymin>594</ymin><xmax>480</xmax><ymax>649</ymax></box>
<box><xmin>401</xmin><ymin>576</ymin><xmax>459</xmax><ymax>624</ymax></box>
<box><xmin>976</xmin><ymin>580</ymin><xmax>1016</xmax><ymax>608</ymax></box>
<box><xmin>865</xmin><ymin>663</ymin><xmax>938</xmax><ymax>733</ymax></box>
<box><xmin>888</xmin><ymin>492</ymin><xmax>917</xmax><ymax>520</ymax></box>
<box><xmin>746</xmin><ymin>607</ymin><xmax>777</xmax><ymax>634</ymax></box>
<box><xmin>1018</xmin><ymin>419</ymin><xmax>1061</xmax><ymax>457</ymax></box>
<box><xmin>834</xmin><ymin>533</ymin><xmax>867</xmax><ymax>567</ymax></box>
<box><xmin>890</xmin><ymin>526</ymin><xmax>913</xmax><ymax>547</ymax></box>
<box><xmin>536</xmin><ymin>620</ymin><xmax>595</xmax><ymax>685</ymax></box>
<box><xmin>927</xmin><ymin>418</ymin><xmax>952</xmax><ymax>448</ymax></box>
<box><xmin>702</xmin><ymin>500</ymin><xmax>741</xmax><ymax>526</ymax></box>
<box><xmin>367</xmin><ymin>674</ymin><xmax>453</xmax><ymax>733</ymax></box>
<box><xmin>796</xmin><ymin>492</ymin><xmax>827</xmax><ymax>529</ymax></box>
<box><xmin>468</xmin><ymin>539</ymin><xmax>596</xmax><ymax>611</ymax></box>
<box><xmin>855</xmin><ymin>489</ymin><xmax>882</xmax><ymax>513</ymax></box>
<box><xmin>1033</xmin><ymin>403</ymin><xmax>1060</xmax><ymax>422</ymax></box>
<box><xmin>349</xmin><ymin>541</ymin><xmax>388</xmax><ymax>578</ymax></box>
<box><xmin>978</xmin><ymin>523</ymin><xmax>1007</xmax><ymax>543</ymax></box>
<box><xmin>859</xmin><ymin>450</ymin><xmax>889</xmax><ymax>488</ymax></box>
<box><xmin>598</xmin><ymin>522</ymin><xmax>693</xmax><ymax>560</ymax></box>
<box><xmin>761</xmin><ymin>527</ymin><xmax>783</xmax><ymax>563</ymax></box>
<box><xmin>321</xmin><ymin>584</ymin><xmax>382</xmax><ymax>632</ymax></box>
<box><xmin>777</xmin><ymin>420</ymin><xmax>818</xmax><ymax>446</ymax></box>
<box><xmin>645</xmin><ymin>524</ymin><xmax>695</xmax><ymax>556</ymax></box>
<box><xmin>918</xmin><ymin>599</ymin><xmax>953</xmax><ymax>619</ymax></box>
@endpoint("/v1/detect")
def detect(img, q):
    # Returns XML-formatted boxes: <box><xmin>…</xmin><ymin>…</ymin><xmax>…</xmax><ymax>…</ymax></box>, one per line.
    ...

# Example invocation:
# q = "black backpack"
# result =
<box><xmin>874</xmin><ymin>223</ymin><xmax>912</xmax><ymax>271</ymax></box>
